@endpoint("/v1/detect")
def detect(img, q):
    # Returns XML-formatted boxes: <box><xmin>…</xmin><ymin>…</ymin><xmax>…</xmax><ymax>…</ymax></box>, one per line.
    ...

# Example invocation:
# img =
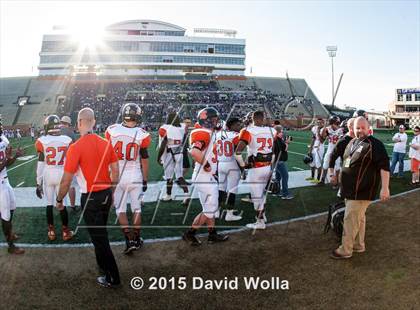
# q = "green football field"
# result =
<box><xmin>5</xmin><ymin>129</ymin><xmax>412</xmax><ymax>188</ymax></box>
<box><xmin>2</xmin><ymin>129</ymin><xmax>415</xmax><ymax>244</ymax></box>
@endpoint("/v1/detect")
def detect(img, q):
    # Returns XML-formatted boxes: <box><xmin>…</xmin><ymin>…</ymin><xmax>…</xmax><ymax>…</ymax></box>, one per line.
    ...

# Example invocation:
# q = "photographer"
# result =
<box><xmin>273</xmin><ymin>125</ymin><xmax>293</xmax><ymax>200</ymax></box>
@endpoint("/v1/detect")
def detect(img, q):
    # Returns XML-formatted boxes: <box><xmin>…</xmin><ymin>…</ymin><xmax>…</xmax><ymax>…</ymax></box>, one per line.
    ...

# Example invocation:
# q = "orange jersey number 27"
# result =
<box><xmin>45</xmin><ymin>146</ymin><xmax>68</xmax><ymax>166</ymax></box>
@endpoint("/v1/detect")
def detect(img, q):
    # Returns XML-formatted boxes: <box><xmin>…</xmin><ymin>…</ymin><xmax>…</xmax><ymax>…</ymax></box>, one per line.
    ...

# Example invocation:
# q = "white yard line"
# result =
<box><xmin>292</xmin><ymin>167</ymin><xmax>304</xmax><ymax>171</ymax></box>
<box><xmin>16</xmin><ymin>181</ymin><xmax>25</xmax><ymax>187</ymax></box>
<box><xmin>287</xmin><ymin>150</ymin><xmax>307</xmax><ymax>156</ymax></box>
<box><xmin>8</xmin><ymin>157</ymin><xmax>37</xmax><ymax>172</ymax></box>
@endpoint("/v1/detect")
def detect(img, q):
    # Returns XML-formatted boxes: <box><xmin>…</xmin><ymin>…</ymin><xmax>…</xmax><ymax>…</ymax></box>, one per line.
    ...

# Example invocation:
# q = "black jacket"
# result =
<box><xmin>273</xmin><ymin>138</ymin><xmax>288</xmax><ymax>162</ymax></box>
<box><xmin>340</xmin><ymin>136</ymin><xmax>390</xmax><ymax>200</ymax></box>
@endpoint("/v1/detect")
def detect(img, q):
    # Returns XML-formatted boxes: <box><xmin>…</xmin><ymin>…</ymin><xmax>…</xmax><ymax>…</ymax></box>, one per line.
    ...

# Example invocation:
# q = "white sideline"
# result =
<box><xmin>12</xmin><ymin>160</ymin><xmax>411</xmax><ymax>207</ymax></box>
<box><xmin>1</xmin><ymin>188</ymin><xmax>418</xmax><ymax>249</ymax></box>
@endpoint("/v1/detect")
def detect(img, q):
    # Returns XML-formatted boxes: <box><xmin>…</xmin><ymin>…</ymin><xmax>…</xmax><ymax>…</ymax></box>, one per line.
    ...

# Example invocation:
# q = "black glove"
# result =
<box><xmin>142</xmin><ymin>180</ymin><xmax>148</xmax><ymax>192</ymax></box>
<box><xmin>36</xmin><ymin>184</ymin><xmax>43</xmax><ymax>199</ymax></box>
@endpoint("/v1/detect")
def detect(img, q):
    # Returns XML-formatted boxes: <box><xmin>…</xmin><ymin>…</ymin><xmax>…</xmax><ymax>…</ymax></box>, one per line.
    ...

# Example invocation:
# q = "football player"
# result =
<box><xmin>157</xmin><ymin>113</ymin><xmax>190</xmax><ymax>201</ymax></box>
<box><xmin>105</xmin><ymin>103</ymin><xmax>150</xmax><ymax>255</ymax></box>
<box><xmin>182</xmin><ymin>107</ymin><xmax>229</xmax><ymax>245</ymax></box>
<box><xmin>35</xmin><ymin>115</ymin><xmax>73</xmax><ymax>241</ymax></box>
<box><xmin>235</xmin><ymin>111</ymin><xmax>276</xmax><ymax>230</ymax></box>
<box><xmin>306</xmin><ymin>118</ymin><xmax>325</xmax><ymax>183</ymax></box>
<box><xmin>318</xmin><ymin>115</ymin><xmax>343</xmax><ymax>185</ymax></box>
<box><xmin>215</xmin><ymin>117</ymin><xmax>242</xmax><ymax>221</ymax></box>
<box><xmin>0</xmin><ymin>117</ymin><xmax>25</xmax><ymax>254</ymax></box>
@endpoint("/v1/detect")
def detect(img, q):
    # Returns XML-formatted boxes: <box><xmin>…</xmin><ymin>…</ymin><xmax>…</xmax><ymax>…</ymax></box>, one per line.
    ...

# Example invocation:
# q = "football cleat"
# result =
<box><xmin>225</xmin><ymin>210</ymin><xmax>242</xmax><ymax>222</ymax></box>
<box><xmin>161</xmin><ymin>194</ymin><xmax>172</xmax><ymax>201</ymax></box>
<box><xmin>208</xmin><ymin>233</ymin><xmax>229</xmax><ymax>243</ymax></box>
<box><xmin>310</xmin><ymin>179</ymin><xmax>321</xmax><ymax>184</ymax></box>
<box><xmin>48</xmin><ymin>225</ymin><xmax>56</xmax><ymax>241</ymax></box>
<box><xmin>7</xmin><ymin>245</ymin><xmax>25</xmax><ymax>255</ymax></box>
<box><xmin>246</xmin><ymin>219</ymin><xmax>266</xmax><ymax>230</ymax></box>
<box><xmin>123</xmin><ymin>240</ymin><xmax>136</xmax><ymax>255</ymax></box>
<box><xmin>62</xmin><ymin>227</ymin><xmax>74</xmax><ymax>241</ymax></box>
<box><xmin>305</xmin><ymin>177</ymin><xmax>314</xmax><ymax>181</ymax></box>
<box><xmin>134</xmin><ymin>237</ymin><xmax>144</xmax><ymax>250</ymax></box>
<box><xmin>182</xmin><ymin>231</ymin><xmax>202</xmax><ymax>246</ymax></box>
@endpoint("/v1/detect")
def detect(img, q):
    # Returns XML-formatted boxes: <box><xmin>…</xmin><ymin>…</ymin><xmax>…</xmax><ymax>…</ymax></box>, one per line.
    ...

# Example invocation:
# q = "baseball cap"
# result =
<box><xmin>60</xmin><ymin>116</ymin><xmax>72</xmax><ymax>124</ymax></box>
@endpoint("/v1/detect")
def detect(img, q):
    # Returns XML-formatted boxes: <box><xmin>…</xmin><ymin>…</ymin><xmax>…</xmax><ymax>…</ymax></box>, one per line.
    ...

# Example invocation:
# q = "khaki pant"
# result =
<box><xmin>337</xmin><ymin>199</ymin><xmax>371</xmax><ymax>256</ymax></box>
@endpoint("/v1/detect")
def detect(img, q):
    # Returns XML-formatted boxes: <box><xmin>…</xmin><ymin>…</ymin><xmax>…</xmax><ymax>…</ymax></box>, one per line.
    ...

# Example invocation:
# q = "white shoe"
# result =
<box><xmin>161</xmin><ymin>194</ymin><xmax>172</xmax><ymax>201</ymax></box>
<box><xmin>246</xmin><ymin>220</ymin><xmax>266</xmax><ymax>230</ymax></box>
<box><xmin>225</xmin><ymin>210</ymin><xmax>242</xmax><ymax>222</ymax></box>
<box><xmin>255</xmin><ymin>213</ymin><xmax>267</xmax><ymax>223</ymax></box>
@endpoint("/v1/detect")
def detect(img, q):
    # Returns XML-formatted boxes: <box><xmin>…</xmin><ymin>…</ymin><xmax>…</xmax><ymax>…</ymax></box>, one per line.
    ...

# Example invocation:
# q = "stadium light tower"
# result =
<box><xmin>326</xmin><ymin>46</ymin><xmax>337</xmax><ymax>107</ymax></box>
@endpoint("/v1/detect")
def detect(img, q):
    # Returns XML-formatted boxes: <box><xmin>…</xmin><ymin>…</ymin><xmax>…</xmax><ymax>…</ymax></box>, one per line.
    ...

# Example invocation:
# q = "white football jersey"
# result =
<box><xmin>190</xmin><ymin>128</ymin><xmax>217</xmax><ymax>176</ymax></box>
<box><xmin>326</xmin><ymin>126</ymin><xmax>344</xmax><ymax>151</ymax></box>
<box><xmin>35</xmin><ymin>135</ymin><xmax>72</xmax><ymax>168</ymax></box>
<box><xmin>0</xmin><ymin>135</ymin><xmax>10</xmax><ymax>179</ymax></box>
<box><xmin>105</xmin><ymin>123</ymin><xmax>151</xmax><ymax>172</ymax></box>
<box><xmin>159</xmin><ymin>124</ymin><xmax>184</xmax><ymax>153</ymax></box>
<box><xmin>240</xmin><ymin>125</ymin><xmax>276</xmax><ymax>157</ymax></box>
<box><xmin>311</xmin><ymin>125</ymin><xmax>324</xmax><ymax>147</ymax></box>
<box><xmin>215</xmin><ymin>130</ymin><xmax>239</xmax><ymax>163</ymax></box>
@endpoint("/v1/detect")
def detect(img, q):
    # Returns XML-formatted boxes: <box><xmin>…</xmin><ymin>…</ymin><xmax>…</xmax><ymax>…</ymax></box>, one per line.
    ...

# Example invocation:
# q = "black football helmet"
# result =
<box><xmin>43</xmin><ymin>115</ymin><xmax>61</xmax><ymax>134</ymax></box>
<box><xmin>303</xmin><ymin>153</ymin><xmax>313</xmax><ymax>165</ymax></box>
<box><xmin>197</xmin><ymin>107</ymin><xmax>220</xmax><ymax>129</ymax></box>
<box><xmin>121</xmin><ymin>103</ymin><xmax>142</xmax><ymax>124</ymax></box>
<box><xmin>166</xmin><ymin>112</ymin><xmax>181</xmax><ymax>127</ymax></box>
<box><xmin>353</xmin><ymin>109</ymin><xmax>368</xmax><ymax>119</ymax></box>
<box><xmin>329</xmin><ymin>115</ymin><xmax>341</xmax><ymax>126</ymax></box>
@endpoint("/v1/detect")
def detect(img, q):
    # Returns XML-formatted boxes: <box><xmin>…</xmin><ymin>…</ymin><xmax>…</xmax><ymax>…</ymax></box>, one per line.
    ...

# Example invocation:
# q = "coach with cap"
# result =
<box><xmin>56</xmin><ymin>108</ymin><xmax>120</xmax><ymax>287</ymax></box>
<box><xmin>331</xmin><ymin>116</ymin><xmax>390</xmax><ymax>260</ymax></box>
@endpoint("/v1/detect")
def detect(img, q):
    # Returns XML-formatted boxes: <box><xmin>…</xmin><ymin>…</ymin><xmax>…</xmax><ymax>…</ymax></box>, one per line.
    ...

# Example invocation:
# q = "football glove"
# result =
<box><xmin>36</xmin><ymin>184</ymin><xmax>43</xmax><ymax>199</ymax></box>
<box><xmin>142</xmin><ymin>180</ymin><xmax>148</xmax><ymax>192</ymax></box>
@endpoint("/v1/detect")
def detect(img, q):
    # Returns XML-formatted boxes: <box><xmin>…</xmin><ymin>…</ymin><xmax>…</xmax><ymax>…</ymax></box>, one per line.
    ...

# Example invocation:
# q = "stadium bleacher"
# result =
<box><xmin>0</xmin><ymin>76</ymin><xmax>330</xmax><ymax>130</ymax></box>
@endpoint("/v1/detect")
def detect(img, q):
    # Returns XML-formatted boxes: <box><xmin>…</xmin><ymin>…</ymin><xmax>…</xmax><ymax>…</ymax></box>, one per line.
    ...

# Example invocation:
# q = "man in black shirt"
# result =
<box><xmin>331</xmin><ymin>117</ymin><xmax>390</xmax><ymax>259</ymax></box>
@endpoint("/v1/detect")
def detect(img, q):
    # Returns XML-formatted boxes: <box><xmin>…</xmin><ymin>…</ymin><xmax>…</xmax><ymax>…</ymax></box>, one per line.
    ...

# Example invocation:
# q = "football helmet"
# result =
<box><xmin>197</xmin><ymin>107</ymin><xmax>220</xmax><ymax>129</ymax></box>
<box><xmin>340</xmin><ymin>119</ymin><xmax>349</xmax><ymax>134</ymax></box>
<box><xmin>353</xmin><ymin>109</ymin><xmax>368</xmax><ymax>119</ymax></box>
<box><xmin>329</xmin><ymin>115</ymin><xmax>341</xmax><ymax>126</ymax></box>
<box><xmin>121</xmin><ymin>103</ymin><xmax>142</xmax><ymax>124</ymax></box>
<box><xmin>166</xmin><ymin>112</ymin><xmax>181</xmax><ymax>126</ymax></box>
<box><xmin>43</xmin><ymin>115</ymin><xmax>61</xmax><ymax>134</ymax></box>
<box><xmin>242</xmin><ymin>112</ymin><xmax>253</xmax><ymax>126</ymax></box>
<box><xmin>303</xmin><ymin>153</ymin><xmax>313</xmax><ymax>165</ymax></box>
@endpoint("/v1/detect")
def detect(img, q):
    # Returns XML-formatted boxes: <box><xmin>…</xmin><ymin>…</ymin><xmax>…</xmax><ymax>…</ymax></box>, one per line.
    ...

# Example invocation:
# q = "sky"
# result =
<box><xmin>0</xmin><ymin>0</ymin><xmax>419</xmax><ymax>111</ymax></box>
